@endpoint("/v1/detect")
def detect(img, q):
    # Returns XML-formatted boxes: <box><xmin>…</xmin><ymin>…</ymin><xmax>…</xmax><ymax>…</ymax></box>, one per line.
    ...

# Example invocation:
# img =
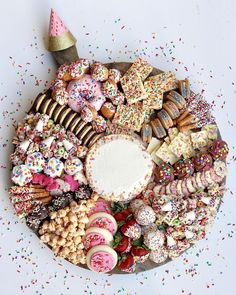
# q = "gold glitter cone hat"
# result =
<box><xmin>48</xmin><ymin>9</ymin><xmax>77</xmax><ymax>52</ymax></box>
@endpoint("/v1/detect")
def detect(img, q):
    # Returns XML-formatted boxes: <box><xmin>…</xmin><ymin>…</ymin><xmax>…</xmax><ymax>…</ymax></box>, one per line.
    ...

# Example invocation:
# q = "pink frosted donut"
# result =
<box><xmin>88</xmin><ymin>198</ymin><xmax>112</xmax><ymax>217</ymax></box>
<box><xmin>67</xmin><ymin>74</ymin><xmax>106</xmax><ymax>112</ymax></box>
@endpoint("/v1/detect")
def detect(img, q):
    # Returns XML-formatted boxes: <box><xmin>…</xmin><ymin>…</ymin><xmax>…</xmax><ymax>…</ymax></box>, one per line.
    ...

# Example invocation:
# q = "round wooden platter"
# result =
<box><xmin>28</xmin><ymin>62</ymin><xmax>224</xmax><ymax>274</ymax></box>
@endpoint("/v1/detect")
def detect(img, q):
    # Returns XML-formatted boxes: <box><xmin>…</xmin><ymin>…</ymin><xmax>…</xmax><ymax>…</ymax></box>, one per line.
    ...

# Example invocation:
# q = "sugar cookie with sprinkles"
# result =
<box><xmin>8</xmin><ymin>8</ymin><xmax>229</xmax><ymax>274</ymax></box>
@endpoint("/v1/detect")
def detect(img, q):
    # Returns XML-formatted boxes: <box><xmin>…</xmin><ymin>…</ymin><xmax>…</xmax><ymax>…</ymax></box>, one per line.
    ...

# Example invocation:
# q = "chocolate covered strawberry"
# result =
<box><xmin>118</xmin><ymin>254</ymin><xmax>136</xmax><ymax>273</ymax></box>
<box><xmin>120</xmin><ymin>219</ymin><xmax>142</xmax><ymax>240</ymax></box>
<box><xmin>113</xmin><ymin>234</ymin><xmax>131</xmax><ymax>253</ymax></box>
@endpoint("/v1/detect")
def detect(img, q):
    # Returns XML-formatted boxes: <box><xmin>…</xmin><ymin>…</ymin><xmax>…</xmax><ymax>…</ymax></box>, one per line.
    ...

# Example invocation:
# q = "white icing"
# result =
<box><xmin>86</xmin><ymin>135</ymin><xmax>153</xmax><ymax>202</ymax></box>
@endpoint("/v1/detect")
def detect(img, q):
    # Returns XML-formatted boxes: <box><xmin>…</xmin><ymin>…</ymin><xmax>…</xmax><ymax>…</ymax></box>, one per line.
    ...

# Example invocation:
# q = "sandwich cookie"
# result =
<box><xmin>178</xmin><ymin>79</ymin><xmax>190</xmax><ymax>99</ymax></box>
<box><xmin>167</xmin><ymin>91</ymin><xmax>186</xmax><ymax>109</ymax></box>
<box><xmin>163</xmin><ymin>101</ymin><xmax>180</xmax><ymax>119</ymax></box>
<box><xmin>157</xmin><ymin>110</ymin><xmax>173</xmax><ymax>129</ymax></box>
<box><xmin>150</xmin><ymin>118</ymin><xmax>166</xmax><ymax>138</ymax></box>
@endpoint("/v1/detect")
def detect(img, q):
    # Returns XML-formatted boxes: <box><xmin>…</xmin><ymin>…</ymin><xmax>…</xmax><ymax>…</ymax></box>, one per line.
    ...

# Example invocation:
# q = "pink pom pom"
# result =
<box><xmin>64</xmin><ymin>174</ymin><xmax>79</xmax><ymax>192</ymax></box>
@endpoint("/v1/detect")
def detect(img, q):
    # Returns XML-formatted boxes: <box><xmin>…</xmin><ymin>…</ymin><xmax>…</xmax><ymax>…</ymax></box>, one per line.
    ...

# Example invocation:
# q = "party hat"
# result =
<box><xmin>48</xmin><ymin>9</ymin><xmax>77</xmax><ymax>52</ymax></box>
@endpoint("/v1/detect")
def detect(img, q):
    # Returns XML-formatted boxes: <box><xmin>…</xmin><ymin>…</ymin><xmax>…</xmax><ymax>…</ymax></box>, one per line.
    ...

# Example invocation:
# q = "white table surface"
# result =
<box><xmin>0</xmin><ymin>0</ymin><xmax>236</xmax><ymax>294</ymax></box>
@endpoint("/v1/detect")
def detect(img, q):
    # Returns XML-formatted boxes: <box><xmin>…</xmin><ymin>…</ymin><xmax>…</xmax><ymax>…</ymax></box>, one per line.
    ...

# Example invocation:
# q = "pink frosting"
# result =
<box><xmin>90</xmin><ymin>251</ymin><xmax>116</xmax><ymax>273</ymax></box>
<box><xmin>82</xmin><ymin>232</ymin><xmax>106</xmax><ymax>251</ymax></box>
<box><xmin>88</xmin><ymin>199</ymin><xmax>111</xmax><ymax>217</ymax></box>
<box><xmin>32</xmin><ymin>173</ymin><xmax>46</xmax><ymax>185</ymax></box>
<box><xmin>64</xmin><ymin>174</ymin><xmax>79</xmax><ymax>191</ymax></box>
<box><xmin>90</xmin><ymin>217</ymin><xmax>116</xmax><ymax>235</ymax></box>
<box><xmin>49</xmin><ymin>9</ymin><xmax>69</xmax><ymax>37</ymax></box>
<box><xmin>67</xmin><ymin>75</ymin><xmax>106</xmax><ymax>112</ymax></box>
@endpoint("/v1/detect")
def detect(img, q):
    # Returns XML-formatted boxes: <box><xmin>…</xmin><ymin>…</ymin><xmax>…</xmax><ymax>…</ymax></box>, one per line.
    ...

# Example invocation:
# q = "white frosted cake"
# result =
<box><xmin>85</xmin><ymin>135</ymin><xmax>154</xmax><ymax>202</ymax></box>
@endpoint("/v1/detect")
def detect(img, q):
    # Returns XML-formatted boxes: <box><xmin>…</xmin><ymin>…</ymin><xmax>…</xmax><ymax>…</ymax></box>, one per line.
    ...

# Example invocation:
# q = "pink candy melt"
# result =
<box><xmin>49</xmin><ymin>9</ymin><xmax>69</xmax><ymax>37</ymax></box>
<box><xmin>42</xmin><ymin>176</ymin><xmax>54</xmax><ymax>186</ymax></box>
<box><xmin>82</xmin><ymin>233</ymin><xmax>106</xmax><ymax>251</ymax></box>
<box><xmin>64</xmin><ymin>174</ymin><xmax>79</xmax><ymax>191</ymax></box>
<box><xmin>90</xmin><ymin>251</ymin><xmax>115</xmax><ymax>272</ymax></box>
<box><xmin>46</xmin><ymin>182</ymin><xmax>59</xmax><ymax>191</ymax></box>
<box><xmin>90</xmin><ymin>217</ymin><xmax>115</xmax><ymax>235</ymax></box>
<box><xmin>32</xmin><ymin>173</ymin><xmax>45</xmax><ymax>185</ymax></box>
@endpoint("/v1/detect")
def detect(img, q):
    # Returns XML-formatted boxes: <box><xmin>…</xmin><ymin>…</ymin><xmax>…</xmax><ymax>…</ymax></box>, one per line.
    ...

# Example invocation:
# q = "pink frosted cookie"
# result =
<box><xmin>86</xmin><ymin>212</ymin><xmax>117</xmax><ymax>235</ymax></box>
<box><xmin>88</xmin><ymin>198</ymin><xmax>112</xmax><ymax>217</ymax></box>
<box><xmin>86</xmin><ymin>245</ymin><xmax>118</xmax><ymax>273</ymax></box>
<box><xmin>82</xmin><ymin>227</ymin><xmax>113</xmax><ymax>251</ymax></box>
<box><xmin>67</xmin><ymin>74</ymin><xmax>105</xmax><ymax>112</ymax></box>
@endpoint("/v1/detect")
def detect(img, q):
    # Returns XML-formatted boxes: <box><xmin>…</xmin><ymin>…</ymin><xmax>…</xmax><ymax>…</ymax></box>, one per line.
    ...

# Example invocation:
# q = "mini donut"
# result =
<box><xmin>154</xmin><ymin>163</ymin><xmax>174</xmax><ymax>185</ymax></box>
<box><xmin>108</xmin><ymin>68</ymin><xmax>121</xmax><ymax>83</ymax></box>
<box><xmin>192</xmin><ymin>153</ymin><xmax>213</xmax><ymax>172</ymax></box>
<box><xmin>102</xmin><ymin>79</ymin><xmax>118</xmax><ymax>99</ymax></box>
<box><xmin>67</xmin><ymin>74</ymin><xmax>106</xmax><ymax>112</ymax></box>
<box><xmin>56</xmin><ymin>64</ymin><xmax>71</xmax><ymax>81</ymax></box>
<box><xmin>110</xmin><ymin>90</ymin><xmax>125</xmax><ymax>106</ymax></box>
<box><xmin>52</xmin><ymin>88</ymin><xmax>69</xmax><ymax>106</ymax></box>
<box><xmin>50</xmin><ymin>79</ymin><xmax>67</xmax><ymax>91</ymax></box>
<box><xmin>68</xmin><ymin>59</ymin><xmax>90</xmax><ymax>80</ymax></box>
<box><xmin>91</xmin><ymin>63</ymin><xmax>109</xmax><ymax>82</ymax></box>
<box><xmin>150</xmin><ymin>118</ymin><xmax>166</xmax><ymax>138</ymax></box>
<box><xmin>174</xmin><ymin>159</ymin><xmax>194</xmax><ymax>179</ymax></box>
<box><xmin>157</xmin><ymin>109</ymin><xmax>173</xmax><ymax>129</ymax></box>
<box><xmin>163</xmin><ymin>101</ymin><xmax>180</xmax><ymax>119</ymax></box>
<box><xmin>81</xmin><ymin>105</ymin><xmax>97</xmax><ymax>123</ymax></box>
<box><xmin>167</xmin><ymin>90</ymin><xmax>186</xmax><ymax>109</ymax></box>
<box><xmin>92</xmin><ymin>115</ymin><xmax>107</xmax><ymax>133</ymax></box>
<box><xmin>101</xmin><ymin>102</ymin><xmax>116</xmax><ymax>119</ymax></box>
<box><xmin>208</xmin><ymin>139</ymin><xmax>229</xmax><ymax>161</ymax></box>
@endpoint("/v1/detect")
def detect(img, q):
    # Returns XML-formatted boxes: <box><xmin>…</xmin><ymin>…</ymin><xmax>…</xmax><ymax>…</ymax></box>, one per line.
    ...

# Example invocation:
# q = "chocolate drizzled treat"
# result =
<box><xmin>26</xmin><ymin>204</ymin><xmax>50</xmax><ymax>232</ymax></box>
<box><xmin>74</xmin><ymin>184</ymin><xmax>93</xmax><ymax>200</ymax></box>
<box><xmin>49</xmin><ymin>193</ymin><xmax>74</xmax><ymax>211</ymax></box>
